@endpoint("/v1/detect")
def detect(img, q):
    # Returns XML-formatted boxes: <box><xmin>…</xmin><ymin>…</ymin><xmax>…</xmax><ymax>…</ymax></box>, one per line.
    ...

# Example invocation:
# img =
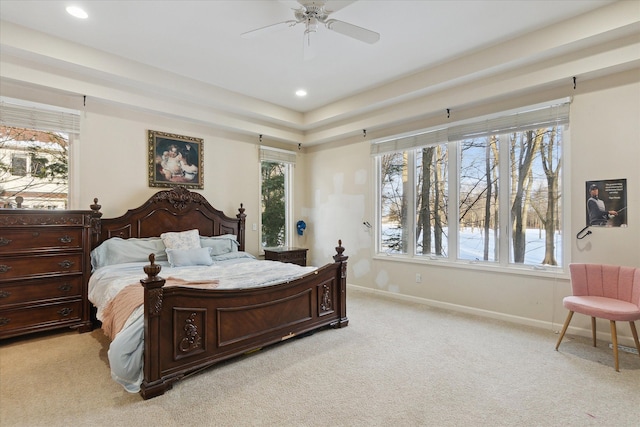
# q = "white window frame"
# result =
<box><xmin>259</xmin><ymin>146</ymin><xmax>296</xmax><ymax>250</ymax></box>
<box><xmin>0</xmin><ymin>97</ymin><xmax>80</xmax><ymax>207</ymax></box>
<box><xmin>372</xmin><ymin>100</ymin><xmax>570</xmax><ymax>275</ymax></box>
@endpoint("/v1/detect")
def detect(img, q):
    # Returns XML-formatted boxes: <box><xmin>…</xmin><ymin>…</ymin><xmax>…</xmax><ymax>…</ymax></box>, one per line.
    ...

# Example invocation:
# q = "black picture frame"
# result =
<box><xmin>585</xmin><ymin>178</ymin><xmax>627</xmax><ymax>227</ymax></box>
<box><xmin>148</xmin><ymin>130</ymin><xmax>203</xmax><ymax>189</ymax></box>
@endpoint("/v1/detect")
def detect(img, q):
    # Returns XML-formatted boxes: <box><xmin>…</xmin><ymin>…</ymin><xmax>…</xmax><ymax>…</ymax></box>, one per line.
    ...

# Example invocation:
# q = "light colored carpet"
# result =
<box><xmin>1</xmin><ymin>288</ymin><xmax>639</xmax><ymax>426</ymax></box>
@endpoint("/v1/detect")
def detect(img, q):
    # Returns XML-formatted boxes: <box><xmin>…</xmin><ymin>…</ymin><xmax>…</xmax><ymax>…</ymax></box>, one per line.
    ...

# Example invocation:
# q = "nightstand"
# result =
<box><xmin>263</xmin><ymin>247</ymin><xmax>308</xmax><ymax>266</ymax></box>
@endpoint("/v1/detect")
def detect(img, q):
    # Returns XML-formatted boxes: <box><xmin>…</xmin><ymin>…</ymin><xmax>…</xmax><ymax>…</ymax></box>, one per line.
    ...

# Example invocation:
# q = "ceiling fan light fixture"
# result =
<box><xmin>306</xmin><ymin>16</ymin><xmax>318</xmax><ymax>33</ymax></box>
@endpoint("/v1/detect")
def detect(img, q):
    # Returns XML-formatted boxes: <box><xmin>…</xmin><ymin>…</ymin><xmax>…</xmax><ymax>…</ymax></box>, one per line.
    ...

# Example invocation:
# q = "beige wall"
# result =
<box><xmin>72</xmin><ymin>102</ymin><xmax>263</xmax><ymax>254</ymax></box>
<box><xmin>305</xmin><ymin>69</ymin><xmax>640</xmax><ymax>344</ymax></box>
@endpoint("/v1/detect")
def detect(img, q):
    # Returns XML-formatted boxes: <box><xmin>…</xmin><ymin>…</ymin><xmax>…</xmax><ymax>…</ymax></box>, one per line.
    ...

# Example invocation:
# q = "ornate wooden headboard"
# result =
<box><xmin>90</xmin><ymin>187</ymin><xmax>246</xmax><ymax>251</ymax></box>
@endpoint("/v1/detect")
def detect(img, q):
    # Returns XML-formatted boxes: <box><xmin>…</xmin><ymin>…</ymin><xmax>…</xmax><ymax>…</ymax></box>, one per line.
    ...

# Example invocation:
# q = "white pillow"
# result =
<box><xmin>160</xmin><ymin>229</ymin><xmax>201</xmax><ymax>250</ymax></box>
<box><xmin>166</xmin><ymin>247</ymin><xmax>213</xmax><ymax>267</ymax></box>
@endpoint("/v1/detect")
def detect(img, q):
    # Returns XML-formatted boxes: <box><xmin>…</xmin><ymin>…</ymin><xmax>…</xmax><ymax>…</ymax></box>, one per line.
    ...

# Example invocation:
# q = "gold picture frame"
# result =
<box><xmin>148</xmin><ymin>130</ymin><xmax>203</xmax><ymax>189</ymax></box>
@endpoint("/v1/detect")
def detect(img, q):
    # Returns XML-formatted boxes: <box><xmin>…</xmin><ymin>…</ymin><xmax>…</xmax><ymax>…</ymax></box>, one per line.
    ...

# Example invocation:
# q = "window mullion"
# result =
<box><xmin>374</xmin><ymin>156</ymin><xmax>382</xmax><ymax>253</ymax></box>
<box><xmin>498</xmin><ymin>133</ymin><xmax>511</xmax><ymax>266</ymax></box>
<box><xmin>449</xmin><ymin>141</ymin><xmax>459</xmax><ymax>260</ymax></box>
<box><xmin>408</xmin><ymin>150</ymin><xmax>416</xmax><ymax>257</ymax></box>
<box><xmin>285</xmin><ymin>164</ymin><xmax>292</xmax><ymax>247</ymax></box>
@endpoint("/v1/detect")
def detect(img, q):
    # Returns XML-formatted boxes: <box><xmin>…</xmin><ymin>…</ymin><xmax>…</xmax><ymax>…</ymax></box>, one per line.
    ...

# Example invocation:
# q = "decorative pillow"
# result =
<box><xmin>200</xmin><ymin>234</ymin><xmax>239</xmax><ymax>256</ymax></box>
<box><xmin>90</xmin><ymin>237</ymin><xmax>167</xmax><ymax>270</ymax></box>
<box><xmin>160</xmin><ymin>229</ymin><xmax>201</xmax><ymax>250</ymax></box>
<box><xmin>166</xmin><ymin>247</ymin><xmax>213</xmax><ymax>267</ymax></box>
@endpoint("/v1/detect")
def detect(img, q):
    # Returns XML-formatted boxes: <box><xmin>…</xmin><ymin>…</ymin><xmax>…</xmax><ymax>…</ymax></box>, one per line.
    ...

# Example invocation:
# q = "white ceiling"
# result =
<box><xmin>0</xmin><ymin>0</ymin><xmax>615</xmax><ymax>114</ymax></box>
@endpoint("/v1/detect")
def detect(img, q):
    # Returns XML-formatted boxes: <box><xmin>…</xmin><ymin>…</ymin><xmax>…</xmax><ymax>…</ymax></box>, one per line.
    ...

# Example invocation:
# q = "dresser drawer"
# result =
<box><xmin>264</xmin><ymin>248</ymin><xmax>308</xmax><ymax>266</ymax></box>
<box><xmin>0</xmin><ymin>276</ymin><xmax>82</xmax><ymax>308</ymax></box>
<box><xmin>276</xmin><ymin>251</ymin><xmax>306</xmax><ymax>265</ymax></box>
<box><xmin>0</xmin><ymin>299</ymin><xmax>83</xmax><ymax>337</ymax></box>
<box><xmin>0</xmin><ymin>253</ymin><xmax>84</xmax><ymax>281</ymax></box>
<box><xmin>0</xmin><ymin>227</ymin><xmax>83</xmax><ymax>254</ymax></box>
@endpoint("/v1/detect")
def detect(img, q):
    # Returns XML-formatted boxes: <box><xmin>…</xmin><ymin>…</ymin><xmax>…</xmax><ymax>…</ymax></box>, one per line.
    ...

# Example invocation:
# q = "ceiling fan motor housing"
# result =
<box><xmin>295</xmin><ymin>2</ymin><xmax>330</xmax><ymax>28</ymax></box>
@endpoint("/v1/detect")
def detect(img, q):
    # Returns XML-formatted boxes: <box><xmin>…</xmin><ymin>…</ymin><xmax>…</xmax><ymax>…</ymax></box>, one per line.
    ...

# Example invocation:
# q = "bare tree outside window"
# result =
<box><xmin>510</xmin><ymin>127</ymin><xmax>562</xmax><ymax>265</ymax></box>
<box><xmin>416</xmin><ymin>145</ymin><xmax>448</xmax><ymax>256</ymax></box>
<box><xmin>458</xmin><ymin>137</ymin><xmax>498</xmax><ymax>261</ymax></box>
<box><xmin>376</xmin><ymin>122</ymin><xmax>564</xmax><ymax>268</ymax></box>
<box><xmin>380</xmin><ymin>152</ymin><xmax>407</xmax><ymax>253</ymax></box>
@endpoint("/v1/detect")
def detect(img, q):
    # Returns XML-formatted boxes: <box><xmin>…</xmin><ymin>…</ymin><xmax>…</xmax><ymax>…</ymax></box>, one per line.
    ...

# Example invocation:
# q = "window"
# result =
<box><xmin>11</xmin><ymin>154</ymin><xmax>27</xmax><ymax>176</ymax></box>
<box><xmin>417</xmin><ymin>144</ymin><xmax>449</xmax><ymax>257</ymax></box>
<box><xmin>374</xmin><ymin>101</ymin><xmax>568</xmax><ymax>269</ymax></box>
<box><xmin>259</xmin><ymin>147</ymin><xmax>295</xmax><ymax>249</ymax></box>
<box><xmin>0</xmin><ymin>98</ymin><xmax>79</xmax><ymax>209</ymax></box>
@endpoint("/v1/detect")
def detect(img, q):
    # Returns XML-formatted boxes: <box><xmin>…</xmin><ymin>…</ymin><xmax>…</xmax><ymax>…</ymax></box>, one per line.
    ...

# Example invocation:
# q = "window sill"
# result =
<box><xmin>372</xmin><ymin>253</ymin><xmax>568</xmax><ymax>280</ymax></box>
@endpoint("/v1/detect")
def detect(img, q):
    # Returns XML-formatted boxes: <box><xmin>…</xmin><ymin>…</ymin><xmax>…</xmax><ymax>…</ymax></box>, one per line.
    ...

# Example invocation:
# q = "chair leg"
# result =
<box><xmin>610</xmin><ymin>320</ymin><xmax>619</xmax><ymax>372</ymax></box>
<box><xmin>591</xmin><ymin>317</ymin><xmax>597</xmax><ymax>347</ymax></box>
<box><xmin>630</xmin><ymin>321</ymin><xmax>640</xmax><ymax>359</ymax></box>
<box><xmin>556</xmin><ymin>311</ymin><xmax>574</xmax><ymax>350</ymax></box>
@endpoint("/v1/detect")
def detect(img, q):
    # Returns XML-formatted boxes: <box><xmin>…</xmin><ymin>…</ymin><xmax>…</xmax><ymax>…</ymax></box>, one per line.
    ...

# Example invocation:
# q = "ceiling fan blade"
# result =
<box><xmin>241</xmin><ymin>20</ymin><xmax>298</xmax><ymax>39</ymax></box>
<box><xmin>325</xmin><ymin>19</ymin><xmax>380</xmax><ymax>44</ymax></box>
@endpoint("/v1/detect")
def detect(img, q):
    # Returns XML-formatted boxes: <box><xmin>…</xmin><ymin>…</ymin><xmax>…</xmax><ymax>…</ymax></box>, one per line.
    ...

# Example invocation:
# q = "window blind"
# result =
<box><xmin>447</xmin><ymin>102</ymin><xmax>570</xmax><ymax>141</ymax></box>
<box><xmin>259</xmin><ymin>146</ymin><xmax>296</xmax><ymax>164</ymax></box>
<box><xmin>371</xmin><ymin>101</ymin><xmax>570</xmax><ymax>155</ymax></box>
<box><xmin>370</xmin><ymin>128</ymin><xmax>448</xmax><ymax>156</ymax></box>
<box><xmin>0</xmin><ymin>99</ymin><xmax>80</xmax><ymax>135</ymax></box>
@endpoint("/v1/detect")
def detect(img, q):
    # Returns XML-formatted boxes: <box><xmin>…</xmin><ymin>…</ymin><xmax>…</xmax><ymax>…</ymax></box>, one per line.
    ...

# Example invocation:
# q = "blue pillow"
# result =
<box><xmin>200</xmin><ymin>234</ymin><xmax>239</xmax><ymax>256</ymax></box>
<box><xmin>91</xmin><ymin>237</ymin><xmax>167</xmax><ymax>270</ymax></box>
<box><xmin>166</xmin><ymin>247</ymin><xmax>213</xmax><ymax>267</ymax></box>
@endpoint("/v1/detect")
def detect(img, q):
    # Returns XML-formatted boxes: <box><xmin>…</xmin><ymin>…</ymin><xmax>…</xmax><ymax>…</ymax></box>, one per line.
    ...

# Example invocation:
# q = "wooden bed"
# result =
<box><xmin>88</xmin><ymin>187</ymin><xmax>348</xmax><ymax>399</ymax></box>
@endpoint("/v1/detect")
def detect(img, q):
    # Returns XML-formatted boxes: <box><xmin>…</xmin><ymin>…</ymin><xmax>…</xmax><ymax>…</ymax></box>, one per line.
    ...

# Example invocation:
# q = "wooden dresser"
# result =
<box><xmin>263</xmin><ymin>247</ymin><xmax>308</xmax><ymax>266</ymax></box>
<box><xmin>0</xmin><ymin>209</ymin><xmax>94</xmax><ymax>339</ymax></box>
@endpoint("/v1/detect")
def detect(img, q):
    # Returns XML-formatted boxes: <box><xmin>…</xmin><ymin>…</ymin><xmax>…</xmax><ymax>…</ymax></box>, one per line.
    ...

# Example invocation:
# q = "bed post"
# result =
<box><xmin>89</xmin><ymin>198</ymin><xmax>102</xmax><ymax>247</ymax></box>
<box><xmin>236</xmin><ymin>203</ymin><xmax>246</xmax><ymax>252</ymax></box>
<box><xmin>332</xmin><ymin>239</ymin><xmax>349</xmax><ymax>328</ymax></box>
<box><xmin>139</xmin><ymin>254</ymin><xmax>168</xmax><ymax>399</ymax></box>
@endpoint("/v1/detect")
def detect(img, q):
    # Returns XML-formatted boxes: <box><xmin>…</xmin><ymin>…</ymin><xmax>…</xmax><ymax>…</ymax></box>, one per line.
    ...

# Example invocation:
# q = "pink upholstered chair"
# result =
<box><xmin>555</xmin><ymin>263</ymin><xmax>640</xmax><ymax>371</ymax></box>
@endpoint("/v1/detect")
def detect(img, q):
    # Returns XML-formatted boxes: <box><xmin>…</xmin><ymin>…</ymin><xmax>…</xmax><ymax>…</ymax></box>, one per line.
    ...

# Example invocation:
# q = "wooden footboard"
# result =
<box><xmin>139</xmin><ymin>242</ymin><xmax>348</xmax><ymax>399</ymax></box>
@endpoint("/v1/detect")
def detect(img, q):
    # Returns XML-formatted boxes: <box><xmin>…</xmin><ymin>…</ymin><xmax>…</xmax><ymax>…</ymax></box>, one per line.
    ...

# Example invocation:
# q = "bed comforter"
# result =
<box><xmin>88</xmin><ymin>253</ymin><xmax>317</xmax><ymax>392</ymax></box>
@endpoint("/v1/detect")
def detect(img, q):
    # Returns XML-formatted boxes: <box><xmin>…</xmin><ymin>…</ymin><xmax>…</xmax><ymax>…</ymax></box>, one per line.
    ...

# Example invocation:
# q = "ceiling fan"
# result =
<box><xmin>241</xmin><ymin>0</ymin><xmax>380</xmax><ymax>57</ymax></box>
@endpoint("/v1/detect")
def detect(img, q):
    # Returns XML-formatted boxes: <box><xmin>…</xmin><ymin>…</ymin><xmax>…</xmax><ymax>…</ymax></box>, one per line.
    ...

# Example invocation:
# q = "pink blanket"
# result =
<box><xmin>101</xmin><ymin>277</ymin><xmax>219</xmax><ymax>340</ymax></box>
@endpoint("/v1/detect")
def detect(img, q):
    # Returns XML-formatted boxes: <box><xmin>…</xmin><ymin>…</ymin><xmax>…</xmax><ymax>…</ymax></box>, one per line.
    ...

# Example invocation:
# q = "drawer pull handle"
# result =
<box><xmin>0</xmin><ymin>237</ymin><xmax>11</xmax><ymax>246</ymax></box>
<box><xmin>0</xmin><ymin>290</ymin><xmax>11</xmax><ymax>298</ymax></box>
<box><xmin>58</xmin><ymin>308</ymin><xmax>73</xmax><ymax>317</ymax></box>
<box><xmin>59</xmin><ymin>235</ymin><xmax>73</xmax><ymax>244</ymax></box>
<box><xmin>58</xmin><ymin>283</ymin><xmax>73</xmax><ymax>292</ymax></box>
<box><xmin>0</xmin><ymin>317</ymin><xmax>10</xmax><ymax>326</ymax></box>
<box><xmin>58</xmin><ymin>260</ymin><xmax>74</xmax><ymax>269</ymax></box>
<box><xmin>0</xmin><ymin>265</ymin><xmax>11</xmax><ymax>274</ymax></box>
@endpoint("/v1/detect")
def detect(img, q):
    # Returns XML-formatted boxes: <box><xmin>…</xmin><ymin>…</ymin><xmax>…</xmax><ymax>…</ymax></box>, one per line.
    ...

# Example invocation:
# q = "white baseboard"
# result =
<box><xmin>347</xmin><ymin>284</ymin><xmax>639</xmax><ymax>348</ymax></box>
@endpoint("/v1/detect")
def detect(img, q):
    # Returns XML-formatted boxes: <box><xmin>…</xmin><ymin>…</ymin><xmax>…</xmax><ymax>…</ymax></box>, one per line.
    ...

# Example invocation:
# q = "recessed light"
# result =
<box><xmin>295</xmin><ymin>89</ymin><xmax>307</xmax><ymax>97</ymax></box>
<box><xmin>66</xmin><ymin>6</ymin><xmax>88</xmax><ymax>19</ymax></box>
